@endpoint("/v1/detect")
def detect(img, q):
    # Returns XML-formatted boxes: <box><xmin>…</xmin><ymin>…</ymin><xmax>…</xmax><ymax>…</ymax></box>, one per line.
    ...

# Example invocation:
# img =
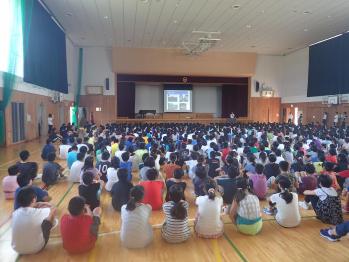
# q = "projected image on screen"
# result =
<box><xmin>164</xmin><ymin>90</ymin><xmax>192</xmax><ymax>112</ymax></box>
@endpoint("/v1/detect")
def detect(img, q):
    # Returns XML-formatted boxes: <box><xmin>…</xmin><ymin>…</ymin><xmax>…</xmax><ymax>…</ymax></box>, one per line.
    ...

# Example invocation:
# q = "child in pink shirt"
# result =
<box><xmin>249</xmin><ymin>164</ymin><xmax>267</xmax><ymax>199</ymax></box>
<box><xmin>2</xmin><ymin>165</ymin><xmax>19</xmax><ymax>200</ymax></box>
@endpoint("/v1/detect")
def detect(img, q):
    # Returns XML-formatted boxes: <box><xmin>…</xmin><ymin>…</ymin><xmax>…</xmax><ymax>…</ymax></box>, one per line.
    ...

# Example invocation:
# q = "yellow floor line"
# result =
<box><xmin>211</xmin><ymin>239</ymin><xmax>223</xmax><ymax>262</ymax></box>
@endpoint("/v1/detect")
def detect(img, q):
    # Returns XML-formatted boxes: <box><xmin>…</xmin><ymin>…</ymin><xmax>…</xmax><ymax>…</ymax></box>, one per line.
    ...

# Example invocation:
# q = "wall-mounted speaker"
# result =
<box><xmin>255</xmin><ymin>81</ymin><xmax>260</xmax><ymax>92</ymax></box>
<box><xmin>105</xmin><ymin>78</ymin><xmax>110</xmax><ymax>90</ymax></box>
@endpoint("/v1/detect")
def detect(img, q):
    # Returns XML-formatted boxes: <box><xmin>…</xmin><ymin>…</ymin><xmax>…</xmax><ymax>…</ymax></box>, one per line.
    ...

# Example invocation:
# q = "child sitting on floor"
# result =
<box><xmin>229</xmin><ymin>175</ymin><xmax>262</xmax><ymax>235</ymax></box>
<box><xmin>12</xmin><ymin>186</ymin><xmax>56</xmax><ymax>255</ymax></box>
<box><xmin>79</xmin><ymin>171</ymin><xmax>103</xmax><ymax>210</ymax></box>
<box><xmin>139</xmin><ymin>168</ymin><xmax>165</xmax><ymax>210</ymax></box>
<box><xmin>120</xmin><ymin>185</ymin><xmax>153</xmax><ymax>248</ymax></box>
<box><xmin>111</xmin><ymin>168</ymin><xmax>134</xmax><ymax>211</ymax></box>
<box><xmin>165</xmin><ymin>168</ymin><xmax>187</xmax><ymax>201</ymax></box>
<box><xmin>321</xmin><ymin>161</ymin><xmax>340</xmax><ymax>190</ymax></box>
<box><xmin>163</xmin><ymin>153</ymin><xmax>181</xmax><ymax>180</ymax></box>
<box><xmin>97</xmin><ymin>151</ymin><xmax>111</xmax><ymax>182</ymax></box>
<box><xmin>120</xmin><ymin>151</ymin><xmax>133</xmax><ymax>182</ymax></box>
<box><xmin>60</xmin><ymin>196</ymin><xmax>101</xmax><ymax>253</ymax></box>
<box><xmin>17</xmin><ymin>150</ymin><xmax>38</xmax><ymax>180</ymax></box>
<box><xmin>249</xmin><ymin>163</ymin><xmax>267</xmax><ymax>200</ymax></box>
<box><xmin>42</xmin><ymin>152</ymin><xmax>65</xmax><ymax>186</ymax></box>
<box><xmin>162</xmin><ymin>184</ymin><xmax>191</xmax><ymax>243</ymax></box>
<box><xmin>267</xmin><ymin>177</ymin><xmax>301</xmax><ymax>228</ymax></box>
<box><xmin>195</xmin><ymin>179</ymin><xmax>224</xmax><ymax>239</ymax></box>
<box><xmin>105</xmin><ymin>157</ymin><xmax>120</xmax><ymax>192</ymax></box>
<box><xmin>14</xmin><ymin>173</ymin><xmax>51</xmax><ymax>210</ymax></box>
<box><xmin>303</xmin><ymin>174</ymin><xmax>343</xmax><ymax>225</ymax></box>
<box><xmin>2</xmin><ymin>165</ymin><xmax>19</xmax><ymax>200</ymax></box>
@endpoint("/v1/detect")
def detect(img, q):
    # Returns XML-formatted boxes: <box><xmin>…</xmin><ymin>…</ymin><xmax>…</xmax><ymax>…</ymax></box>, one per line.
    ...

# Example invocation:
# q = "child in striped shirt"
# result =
<box><xmin>162</xmin><ymin>184</ymin><xmax>191</xmax><ymax>243</ymax></box>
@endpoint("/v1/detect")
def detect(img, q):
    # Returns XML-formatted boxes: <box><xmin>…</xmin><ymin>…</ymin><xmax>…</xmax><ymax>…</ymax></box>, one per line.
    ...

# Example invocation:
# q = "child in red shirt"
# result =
<box><xmin>60</xmin><ymin>196</ymin><xmax>101</xmax><ymax>254</ymax></box>
<box><xmin>139</xmin><ymin>168</ymin><xmax>165</xmax><ymax>210</ymax></box>
<box><xmin>163</xmin><ymin>153</ymin><xmax>181</xmax><ymax>180</ymax></box>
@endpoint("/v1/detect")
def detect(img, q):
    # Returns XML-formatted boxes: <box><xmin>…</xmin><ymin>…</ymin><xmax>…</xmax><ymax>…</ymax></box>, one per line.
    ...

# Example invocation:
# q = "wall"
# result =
<box><xmin>82</xmin><ymin>47</ymin><xmax>115</xmax><ymax>96</ymax></box>
<box><xmin>79</xmin><ymin>95</ymin><xmax>116</xmax><ymax>125</ymax></box>
<box><xmin>135</xmin><ymin>84</ymin><xmax>163</xmax><ymax>113</ymax></box>
<box><xmin>113</xmin><ymin>47</ymin><xmax>257</xmax><ymax>77</ymax></box>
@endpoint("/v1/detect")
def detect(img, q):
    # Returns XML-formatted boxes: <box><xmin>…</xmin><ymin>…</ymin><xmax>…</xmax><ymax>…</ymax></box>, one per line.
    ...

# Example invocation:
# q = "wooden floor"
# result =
<box><xmin>0</xmin><ymin>139</ymin><xmax>349</xmax><ymax>262</ymax></box>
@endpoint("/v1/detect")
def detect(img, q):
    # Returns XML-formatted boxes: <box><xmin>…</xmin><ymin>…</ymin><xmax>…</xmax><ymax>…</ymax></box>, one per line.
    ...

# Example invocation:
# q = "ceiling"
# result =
<box><xmin>42</xmin><ymin>0</ymin><xmax>349</xmax><ymax>55</ymax></box>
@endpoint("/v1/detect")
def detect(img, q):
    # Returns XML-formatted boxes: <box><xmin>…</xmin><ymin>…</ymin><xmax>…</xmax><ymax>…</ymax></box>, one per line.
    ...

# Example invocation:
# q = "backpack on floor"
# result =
<box><xmin>315</xmin><ymin>190</ymin><xmax>343</xmax><ymax>225</ymax></box>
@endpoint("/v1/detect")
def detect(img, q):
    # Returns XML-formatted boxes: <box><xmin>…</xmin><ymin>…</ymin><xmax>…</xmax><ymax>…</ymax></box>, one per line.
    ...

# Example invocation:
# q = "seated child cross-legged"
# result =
<box><xmin>165</xmin><ymin>168</ymin><xmax>187</xmax><ymax>201</ymax></box>
<box><xmin>79</xmin><ymin>171</ymin><xmax>103</xmax><ymax>210</ymax></box>
<box><xmin>162</xmin><ymin>184</ymin><xmax>191</xmax><ymax>243</ymax></box>
<box><xmin>111</xmin><ymin>168</ymin><xmax>134</xmax><ymax>211</ymax></box>
<box><xmin>120</xmin><ymin>186</ymin><xmax>153</xmax><ymax>248</ymax></box>
<box><xmin>229</xmin><ymin>175</ymin><xmax>262</xmax><ymax>235</ymax></box>
<box><xmin>195</xmin><ymin>179</ymin><xmax>224</xmax><ymax>238</ymax></box>
<box><xmin>303</xmin><ymin>174</ymin><xmax>343</xmax><ymax>225</ymax></box>
<box><xmin>267</xmin><ymin>177</ymin><xmax>301</xmax><ymax>228</ymax></box>
<box><xmin>60</xmin><ymin>196</ymin><xmax>101</xmax><ymax>253</ymax></box>
<box><xmin>2</xmin><ymin>165</ymin><xmax>19</xmax><ymax>200</ymax></box>
<box><xmin>12</xmin><ymin>186</ymin><xmax>56</xmax><ymax>255</ymax></box>
<box><xmin>139</xmin><ymin>168</ymin><xmax>165</xmax><ymax>210</ymax></box>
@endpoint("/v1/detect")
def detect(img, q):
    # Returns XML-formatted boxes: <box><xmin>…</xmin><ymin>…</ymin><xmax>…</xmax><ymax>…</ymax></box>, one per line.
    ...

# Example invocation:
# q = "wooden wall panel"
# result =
<box><xmin>3</xmin><ymin>90</ymin><xmax>71</xmax><ymax>146</ymax></box>
<box><xmin>80</xmin><ymin>95</ymin><xmax>116</xmax><ymax>125</ymax></box>
<box><xmin>281</xmin><ymin>102</ymin><xmax>349</xmax><ymax>124</ymax></box>
<box><xmin>249</xmin><ymin>97</ymin><xmax>281</xmax><ymax>123</ymax></box>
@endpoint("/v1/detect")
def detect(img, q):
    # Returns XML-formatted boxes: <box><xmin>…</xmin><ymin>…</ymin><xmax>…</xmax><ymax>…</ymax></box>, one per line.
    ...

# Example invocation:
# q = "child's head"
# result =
<box><xmin>146</xmin><ymin>168</ymin><xmax>158</xmax><ymax>181</ymax></box>
<box><xmin>101</xmin><ymin>151</ymin><xmax>110</xmax><ymax>161</ymax></box>
<box><xmin>279</xmin><ymin>161</ymin><xmax>289</xmax><ymax>172</ymax></box>
<box><xmin>17</xmin><ymin>173</ymin><xmax>32</xmax><ymax>187</ymax></box>
<box><xmin>227</xmin><ymin>165</ymin><xmax>240</xmax><ymax>178</ymax></box>
<box><xmin>324</xmin><ymin>161</ymin><xmax>334</xmax><ymax>172</ymax></box>
<box><xmin>79</xmin><ymin>146</ymin><xmax>87</xmax><ymax>154</ymax></box>
<box><xmin>82</xmin><ymin>171</ymin><xmax>94</xmax><ymax>185</ymax></box>
<box><xmin>77</xmin><ymin>152</ymin><xmax>84</xmax><ymax>162</ymax></box>
<box><xmin>8</xmin><ymin>165</ymin><xmax>19</xmax><ymax>176</ymax></box>
<box><xmin>255</xmin><ymin>163</ymin><xmax>264</xmax><ymax>175</ymax></box>
<box><xmin>68</xmin><ymin>196</ymin><xmax>86</xmax><ymax>216</ymax></box>
<box><xmin>126</xmin><ymin>185</ymin><xmax>144</xmax><ymax>211</ymax></box>
<box><xmin>304</xmin><ymin>163</ymin><xmax>315</xmax><ymax>175</ymax></box>
<box><xmin>204</xmin><ymin>179</ymin><xmax>217</xmax><ymax>200</ymax></box>
<box><xmin>318</xmin><ymin>174</ymin><xmax>332</xmax><ymax>188</ymax></box>
<box><xmin>169</xmin><ymin>184</ymin><xmax>187</xmax><ymax>220</ymax></box>
<box><xmin>17</xmin><ymin>186</ymin><xmax>37</xmax><ymax>208</ymax></box>
<box><xmin>141</xmin><ymin>153</ymin><xmax>149</xmax><ymax>163</ymax></box>
<box><xmin>19</xmin><ymin>150</ymin><xmax>30</xmax><ymax>161</ymax></box>
<box><xmin>173</xmin><ymin>168</ymin><xmax>184</xmax><ymax>179</ymax></box>
<box><xmin>84</xmin><ymin>156</ymin><xmax>94</xmax><ymax>169</ymax></box>
<box><xmin>235</xmin><ymin>175</ymin><xmax>250</xmax><ymax>203</ymax></box>
<box><xmin>144</xmin><ymin>157</ymin><xmax>155</xmax><ymax>168</ymax></box>
<box><xmin>195</xmin><ymin>165</ymin><xmax>207</xmax><ymax>179</ymax></box>
<box><xmin>111</xmin><ymin>157</ymin><xmax>120</xmax><ymax>169</ymax></box>
<box><xmin>117</xmin><ymin>168</ymin><xmax>129</xmax><ymax>183</ymax></box>
<box><xmin>278</xmin><ymin>177</ymin><xmax>293</xmax><ymax>204</ymax></box>
<box><xmin>47</xmin><ymin>152</ymin><xmax>56</xmax><ymax>162</ymax></box>
<box><xmin>268</xmin><ymin>154</ymin><xmax>277</xmax><ymax>163</ymax></box>
<box><xmin>121</xmin><ymin>152</ymin><xmax>130</xmax><ymax>162</ymax></box>
<box><xmin>169</xmin><ymin>153</ymin><xmax>177</xmax><ymax>163</ymax></box>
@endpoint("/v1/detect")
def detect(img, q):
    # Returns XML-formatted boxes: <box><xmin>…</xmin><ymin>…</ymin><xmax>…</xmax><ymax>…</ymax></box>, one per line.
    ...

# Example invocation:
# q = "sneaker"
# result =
<box><xmin>320</xmin><ymin>229</ymin><xmax>340</xmax><ymax>242</ymax></box>
<box><xmin>263</xmin><ymin>207</ymin><xmax>275</xmax><ymax>215</ymax></box>
<box><xmin>299</xmin><ymin>201</ymin><xmax>310</xmax><ymax>210</ymax></box>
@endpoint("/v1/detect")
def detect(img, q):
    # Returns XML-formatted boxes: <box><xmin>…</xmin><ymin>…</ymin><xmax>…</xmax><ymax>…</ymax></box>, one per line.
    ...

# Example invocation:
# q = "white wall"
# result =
<box><xmin>135</xmin><ymin>84</ymin><xmax>163</xmax><ymax>113</ymax></box>
<box><xmin>134</xmin><ymin>84</ymin><xmax>222</xmax><ymax>116</ymax></box>
<box><xmin>82</xmin><ymin>47</ymin><xmax>115</xmax><ymax>96</ymax></box>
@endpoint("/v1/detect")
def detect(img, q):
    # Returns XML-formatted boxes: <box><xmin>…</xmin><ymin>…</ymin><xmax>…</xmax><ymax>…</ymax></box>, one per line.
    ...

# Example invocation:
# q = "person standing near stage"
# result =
<box><xmin>298</xmin><ymin>114</ymin><xmax>303</xmax><ymax>126</ymax></box>
<box><xmin>48</xmin><ymin>114</ymin><xmax>54</xmax><ymax>134</ymax></box>
<box><xmin>322</xmin><ymin>112</ymin><xmax>328</xmax><ymax>127</ymax></box>
<box><xmin>288</xmin><ymin>113</ymin><xmax>294</xmax><ymax>124</ymax></box>
<box><xmin>341</xmin><ymin>112</ymin><xmax>347</xmax><ymax>128</ymax></box>
<box><xmin>334</xmin><ymin>112</ymin><xmax>339</xmax><ymax>127</ymax></box>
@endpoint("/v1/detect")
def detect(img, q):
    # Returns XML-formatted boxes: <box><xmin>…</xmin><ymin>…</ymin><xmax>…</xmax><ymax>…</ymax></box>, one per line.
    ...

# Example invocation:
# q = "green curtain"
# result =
<box><xmin>72</xmin><ymin>48</ymin><xmax>83</xmax><ymax>126</ymax></box>
<box><xmin>0</xmin><ymin>0</ymin><xmax>26</xmax><ymax>145</ymax></box>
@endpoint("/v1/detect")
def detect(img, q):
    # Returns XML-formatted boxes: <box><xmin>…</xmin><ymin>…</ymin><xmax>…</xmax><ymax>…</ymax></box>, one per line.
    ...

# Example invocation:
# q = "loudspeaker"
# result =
<box><xmin>105</xmin><ymin>78</ymin><xmax>109</xmax><ymax>90</ymax></box>
<box><xmin>255</xmin><ymin>81</ymin><xmax>260</xmax><ymax>92</ymax></box>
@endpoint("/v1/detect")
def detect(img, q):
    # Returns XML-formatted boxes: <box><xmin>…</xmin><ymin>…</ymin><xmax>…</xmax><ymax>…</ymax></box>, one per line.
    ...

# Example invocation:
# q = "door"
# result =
<box><xmin>37</xmin><ymin>103</ymin><xmax>46</xmax><ymax>137</ymax></box>
<box><xmin>12</xmin><ymin>102</ymin><xmax>25</xmax><ymax>143</ymax></box>
<box><xmin>59</xmin><ymin>105</ymin><xmax>65</xmax><ymax>127</ymax></box>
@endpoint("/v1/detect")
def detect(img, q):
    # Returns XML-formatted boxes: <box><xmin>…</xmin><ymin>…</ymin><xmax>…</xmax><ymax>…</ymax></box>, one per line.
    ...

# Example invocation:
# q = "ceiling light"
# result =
<box><xmin>303</xmin><ymin>28</ymin><xmax>308</xmax><ymax>32</ymax></box>
<box><xmin>140</xmin><ymin>0</ymin><xmax>149</xmax><ymax>3</ymax></box>
<box><xmin>173</xmin><ymin>20</ymin><xmax>178</xmax><ymax>24</ymax></box>
<box><xmin>104</xmin><ymin>16</ymin><xmax>109</xmax><ymax>19</ymax></box>
<box><xmin>327</xmin><ymin>15</ymin><xmax>332</xmax><ymax>18</ymax></box>
<box><xmin>303</xmin><ymin>11</ymin><xmax>311</xmax><ymax>15</ymax></box>
<box><xmin>232</xmin><ymin>5</ymin><xmax>240</xmax><ymax>9</ymax></box>
<box><xmin>260</xmin><ymin>10</ymin><xmax>265</xmax><ymax>14</ymax></box>
<box><xmin>66</xmin><ymin>12</ymin><xmax>73</xmax><ymax>17</ymax></box>
<box><xmin>246</xmin><ymin>24</ymin><xmax>252</xmax><ymax>29</ymax></box>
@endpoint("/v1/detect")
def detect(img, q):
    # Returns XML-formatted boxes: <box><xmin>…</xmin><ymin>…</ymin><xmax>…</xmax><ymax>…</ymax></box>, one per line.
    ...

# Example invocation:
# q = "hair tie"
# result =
<box><xmin>284</xmin><ymin>188</ymin><xmax>289</xmax><ymax>192</ymax></box>
<box><xmin>208</xmin><ymin>188</ymin><xmax>215</xmax><ymax>194</ymax></box>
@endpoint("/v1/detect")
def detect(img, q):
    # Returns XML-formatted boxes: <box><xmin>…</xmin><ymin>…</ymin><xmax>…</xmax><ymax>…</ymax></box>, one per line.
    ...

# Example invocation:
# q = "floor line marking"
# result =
<box><xmin>223</xmin><ymin>233</ymin><xmax>248</xmax><ymax>262</ymax></box>
<box><xmin>211</xmin><ymin>239</ymin><xmax>223</xmax><ymax>262</ymax></box>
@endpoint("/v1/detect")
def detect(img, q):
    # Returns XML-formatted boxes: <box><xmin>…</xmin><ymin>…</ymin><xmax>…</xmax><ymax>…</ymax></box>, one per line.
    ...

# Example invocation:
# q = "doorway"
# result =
<box><xmin>12</xmin><ymin>102</ymin><xmax>25</xmax><ymax>143</ymax></box>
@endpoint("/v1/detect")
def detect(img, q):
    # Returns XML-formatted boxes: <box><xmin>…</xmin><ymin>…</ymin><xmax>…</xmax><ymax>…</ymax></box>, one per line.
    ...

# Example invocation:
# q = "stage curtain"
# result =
<box><xmin>117</xmin><ymin>82</ymin><xmax>135</xmax><ymax>118</ymax></box>
<box><xmin>221</xmin><ymin>84</ymin><xmax>248</xmax><ymax>118</ymax></box>
<box><xmin>72</xmin><ymin>48</ymin><xmax>83</xmax><ymax>126</ymax></box>
<box><xmin>0</xmin><ymin>0</ymin><xmax>27</xmax><ymax>145</ymax></box>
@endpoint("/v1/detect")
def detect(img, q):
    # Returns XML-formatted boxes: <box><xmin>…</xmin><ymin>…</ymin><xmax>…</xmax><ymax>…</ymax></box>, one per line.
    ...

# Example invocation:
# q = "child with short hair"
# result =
<box><xmin>208</xmin><ymin>151</ymin><xmax>221</xmax><ymax>178</ymax></box>
<box><xmin>67</xmin><ymin>144</ymin><xmax>78</xmax><ymax>169</ymax></box>
<box><xmin>69</xmin><ymin>152</ymin><xmax>85</xmax><ymax>183</ymax></box>
<box><xmin>105</xmin><ymin>157</ymin><xmax>120</xmax><ymax>192</ymax></box>
<box><xmin>195</xmin><ymin>179</ymin><xmax>224</xmax><ymax>238</ymax></box>
<box><xmin>229</xmin><ymin>175</ymin><xmax>262</xmax><ymax>235</ymax></box>
<box><xmin>120</xmin><ymin>151</ymin><xmax>133</xmax><ymax>182</ymax></box>
<box><xmin>120</xmin><ymin>186</ymin><xmax>153</xmax><ymax>248</ymax></box>
<box><xmin>14</xmin><ymin>174</ymin><xmax>51</xmax><ymax>210</ymax></box>
<box><xmin>111</xmin><ymin>168</ymin><xmax>134</xmax><ymax>211</ymax></box>
<box><xmin>2</xmin><ymin>165</ymin><xmax>19</xmax><ymax>200</ymax></box>
<box><xmin>273</xmin><ymin>161</ymin><xmax>298</xmax><ymax>192</ymax></box>
<box><xmin>298</xmin><ymin>163</ymin><xmax>318</xmax><ymax>201</ymax></box>
<box><xmin>60</xmin><ymin>196</ymin><xmax>101</xmax><ymax>253</ymax></box>
<box><xmin>193</xmin><ymin>165</ymin><xmax>209</xmax><ymax>197</ymax></box>
<box><xmin>163</xmin><ymin>153</ymin><xmax>181</xmax><ymax>180</ymax></box>
<box><xmin>304</xmin><ymin>174</ymin><xmax>343</xmax><ymax>225</ymax></box>
<box><xmin>17</xmin><ymin>150</ymin><xmax>38</xmax><ymax>180</ymax></box>
<box><xmin>321</xmin><ymin>161</ymin><xmax>340</xmax><ymax>190</ymax></box>
<box><xmin>42</xmin><ymin>152</ymin><xmax>64</xmax><ymax>186</ymax></box>
<box><xmin>12</xmin><ymin>186</ymin><xmax>56</xmax><ymax>254</ymax></box>
<box><xmin>97</xmin><ymin>151</ymin><xmax>111</xmax><ymax>182</ymax></box>
<box><xmin>165</xmin><ymin>168</ymin><xmax>187</xmax><ymax>201</ymax></box>
<box><xmin>78</xmin><ymin>171</ymin><xmax>102</xmax><ymax>210</ymax></box>
<box><xmin>162</xmin><ymin>184</ymin><xmax>190</xmax><ymax>243</ymax></box>
<box><xmin>139</xmin><ymin>168</ymin><xmax>165</xmax><ymax>210</ymax></box>
<box><xmin>249</xmin><ymin>163</ymin><xmax>267</xmax><ymax>200</ymax></box>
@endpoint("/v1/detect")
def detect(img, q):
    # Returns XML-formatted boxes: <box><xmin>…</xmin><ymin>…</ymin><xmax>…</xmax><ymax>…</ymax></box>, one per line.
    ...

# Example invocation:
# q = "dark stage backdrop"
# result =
<box><xmin>221</xmin><ymin>85</ymin><xmax>248</xmax><ymax>118</ymax></box>
<box><xmin>117</xmin><ymin>82</ymin><xmax>135</xmax><ymax>118</ymax></box>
